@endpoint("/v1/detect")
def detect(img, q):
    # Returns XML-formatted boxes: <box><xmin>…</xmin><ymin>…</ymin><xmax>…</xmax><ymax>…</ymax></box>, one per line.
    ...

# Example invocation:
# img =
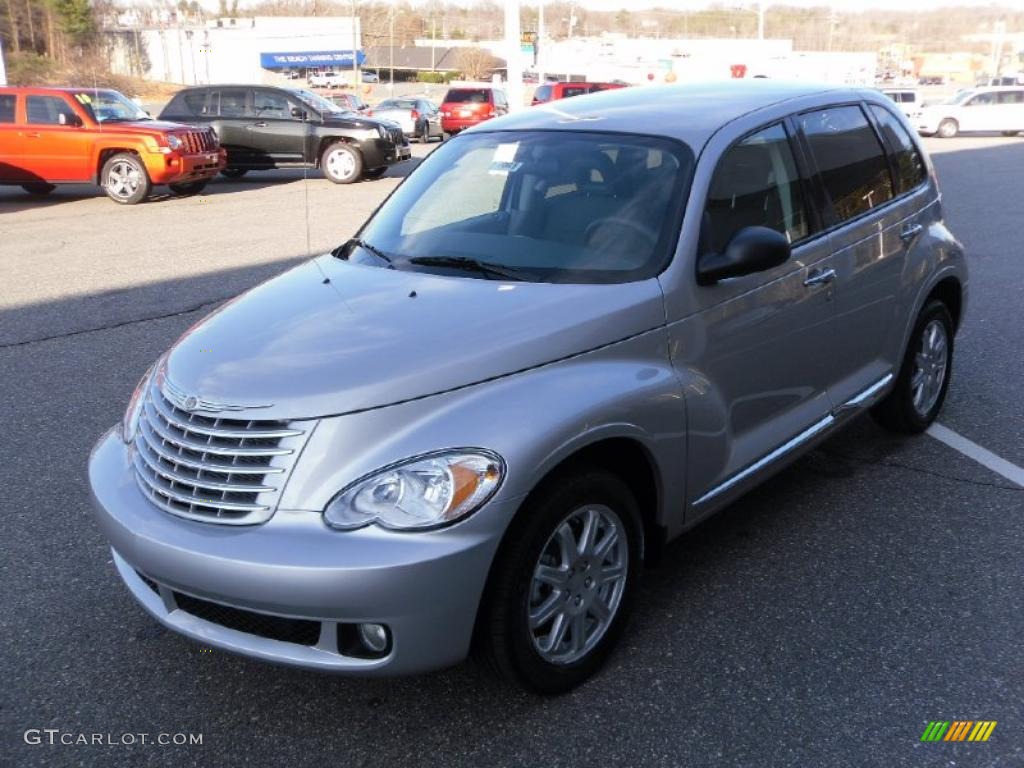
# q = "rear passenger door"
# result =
<box><xmin>997</xmin><ymin>89</ymin><xmax>1024</xmax><ymax>131</ymax></box>
<box><xmin>208</xmin><ymin>88</ymin><xmax>258</xmax><ymax>167</ymax></box>
<box><xmin>0</xmin><ymin>93</ymin><xmax>26</xmax><ymax>182</ymax></box>
<box><xmin>795</xmin><ymin>103</ymin><xmax>910</xmax><ymax>406</ymax></box>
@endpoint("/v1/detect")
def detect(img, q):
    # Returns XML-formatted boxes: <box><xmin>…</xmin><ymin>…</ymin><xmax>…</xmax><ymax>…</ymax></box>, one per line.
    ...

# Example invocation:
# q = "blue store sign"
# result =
<box><xmin>260</xmin><ymin>50</ymin><xmax>366</xmax><ymax>68</ymax></box>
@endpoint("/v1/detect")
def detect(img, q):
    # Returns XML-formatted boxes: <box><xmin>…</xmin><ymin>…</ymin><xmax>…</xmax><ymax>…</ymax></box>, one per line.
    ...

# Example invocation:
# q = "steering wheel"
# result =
<box><xmin>584</xmin><ymin>217</ymin><xmax>659</xmax><ymax>250</ymax></box>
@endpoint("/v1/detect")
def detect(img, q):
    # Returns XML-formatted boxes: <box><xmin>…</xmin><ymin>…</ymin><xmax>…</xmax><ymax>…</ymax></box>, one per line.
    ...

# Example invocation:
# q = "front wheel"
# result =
<box><xmin>872</xmin><ymin>299</ymin><xmax>955</xmax><ymax>434</ymax></box>
<box><xmin>101</xmin><ymin>152</ymin><xmax>151</xmax><ymax>205</ymax></box>
<box><xmin>937</xmin><ymin>119</ymin><xmax>959</xmax><ymax>138</ymax></box>
<box><xmin>321</xmin><ymin>142</ymin><xmax>362</xmax><ymax>184</ymax></box>
<box><xmin>476</xmin><ymin>469</ymin><xmax>643</xmax><ymax>694</ymax></box>
<box><xmin>168</xmin><ymin>180</ymin><xmax>208</xmax><ymax>197</ymax></box>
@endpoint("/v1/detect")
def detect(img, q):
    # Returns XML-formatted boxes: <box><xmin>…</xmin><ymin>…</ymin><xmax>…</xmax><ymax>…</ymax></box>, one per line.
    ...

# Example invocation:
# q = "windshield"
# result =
<box><xmin>352</xmin><ymin>130</ymin><xmax>694</xmax><ymax>284</ymax></box>
<box><xmin>286</xmin><ymin>88</ymin><xmax>344</xmax><ymax>115</ymax></box>
<box><xmin>939</xmin><ymin>90</ymin><xmax>973</xmax><ymax>106</ymax></box>
<box><xmin>72</xmin><ymin>90</ymin><xmax>148</xmax><ymax>123</ymax></box>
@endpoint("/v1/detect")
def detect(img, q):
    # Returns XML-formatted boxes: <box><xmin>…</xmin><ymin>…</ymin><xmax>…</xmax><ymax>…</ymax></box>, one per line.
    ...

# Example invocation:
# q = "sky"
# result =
<box><xmin>574</xmin><ymin>0</ymin><xmax>1024</xmax><ymax>10</ymax></box>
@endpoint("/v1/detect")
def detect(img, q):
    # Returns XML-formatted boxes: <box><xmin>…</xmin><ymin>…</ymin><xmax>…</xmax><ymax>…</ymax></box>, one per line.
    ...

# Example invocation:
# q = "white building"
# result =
<box><xmin>111</xmin><ymin>16</ymin><xmax>362</xmax><ymax>85</ymax></box>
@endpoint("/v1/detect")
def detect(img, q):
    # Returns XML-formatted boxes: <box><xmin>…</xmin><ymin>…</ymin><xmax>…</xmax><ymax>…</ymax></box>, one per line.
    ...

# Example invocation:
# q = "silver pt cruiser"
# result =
<box><xmin>89</xmin><ymin>82</ymin><xmax>966</xmax><ymax>693</ymax></box>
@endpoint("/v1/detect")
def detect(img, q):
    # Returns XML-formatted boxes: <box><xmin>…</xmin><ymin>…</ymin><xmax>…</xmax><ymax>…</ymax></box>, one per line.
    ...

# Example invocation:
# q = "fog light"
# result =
<box><xmin>358</xmin><ymin>623</ymin><xmax>389</xmax><ymax>654</ymax></box>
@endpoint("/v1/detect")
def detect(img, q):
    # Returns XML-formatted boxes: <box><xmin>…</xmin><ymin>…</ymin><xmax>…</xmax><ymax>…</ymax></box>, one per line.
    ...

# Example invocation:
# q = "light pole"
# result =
<box><xmin>351</xmin><ymin>0</ymin><xmax>359</xmax><ymax>87</ymax></box>
<box><xmin>537</xmin><ymin>0</ymin><xmax>545</xmax><ymax>83</ymax></box>
<box><xmin>757</xmin><ymin>1</ymin><xmax>764</xmax><ymax>41</ymax></box>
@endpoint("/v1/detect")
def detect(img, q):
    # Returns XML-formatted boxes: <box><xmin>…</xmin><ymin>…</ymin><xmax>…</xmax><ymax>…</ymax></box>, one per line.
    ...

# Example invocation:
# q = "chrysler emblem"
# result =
<box><xmin>159</xmin><ymin>374</ymin><xmax>272</xmax><ymax>414</ymax></box>
<box><xmin>182</xmin><ymin>396</ymin><xmax>200</xmax><ymax>411</ymax></box>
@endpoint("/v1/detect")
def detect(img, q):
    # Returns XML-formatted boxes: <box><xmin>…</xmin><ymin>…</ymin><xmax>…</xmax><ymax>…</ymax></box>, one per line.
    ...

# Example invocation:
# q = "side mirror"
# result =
<box><xmin>291</xmin><ymin>106</ymin><xmax>307</xmax><ymax>120</ymax></box>
<box><xmin>59</xmin><ymin>113</ymin><xmax>83</xmax><ymax>127</ymax></box>
<box><xmin>697</xmin><ymin>226</ymin><xmax>791</xmax><ymax>285</ymax></box>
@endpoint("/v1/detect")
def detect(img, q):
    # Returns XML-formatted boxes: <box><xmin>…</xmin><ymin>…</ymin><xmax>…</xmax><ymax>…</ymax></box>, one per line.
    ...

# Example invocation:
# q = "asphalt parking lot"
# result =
<box><xmin>2</xmin><ymin>135</ymin><xmax>1022</xmax><ymax>767</ymax></box>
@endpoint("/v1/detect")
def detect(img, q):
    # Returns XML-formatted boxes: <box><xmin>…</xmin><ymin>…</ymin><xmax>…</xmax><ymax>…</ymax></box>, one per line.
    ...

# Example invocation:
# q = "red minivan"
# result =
<box><xmin>532</xmin><ymin>81</ymin><xmax>627</xmax><ymax>106</ymax></box>
<box><xmin>439</xmin><ymin>87</ymin><xmax>508</xmax><ymax>136</ymax></box>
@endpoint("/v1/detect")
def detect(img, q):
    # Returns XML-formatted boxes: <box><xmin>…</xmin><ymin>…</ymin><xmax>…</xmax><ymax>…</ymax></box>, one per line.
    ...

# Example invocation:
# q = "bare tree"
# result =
<box><xmin>455</xmin><ymin>46</ymin><xmax>498</xmax><ymax>79</ymax></box>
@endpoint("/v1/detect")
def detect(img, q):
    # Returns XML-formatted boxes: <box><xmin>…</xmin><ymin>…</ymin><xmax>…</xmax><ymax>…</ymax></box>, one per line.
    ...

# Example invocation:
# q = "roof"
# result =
<box><xmin>476</xmin><ymin>80</ymin><xmax>848</xmax><ymax>146</ymax></box>
<box><xmin>362</xmin><ymin>45</ymin><xmax>506</xmax><ymax>72</ymax></box>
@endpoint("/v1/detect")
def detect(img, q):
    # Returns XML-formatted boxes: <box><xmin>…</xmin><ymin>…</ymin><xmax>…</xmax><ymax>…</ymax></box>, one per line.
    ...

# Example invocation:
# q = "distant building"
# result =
<box><xmin>106</xmin><ymin>16</ymin><xmax>363</xmax><ymax>85</ymax></box>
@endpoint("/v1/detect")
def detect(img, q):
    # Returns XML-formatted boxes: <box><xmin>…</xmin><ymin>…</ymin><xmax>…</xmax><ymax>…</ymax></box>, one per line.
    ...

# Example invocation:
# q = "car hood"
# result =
<box><xmin>103</xmin><ymin>119</ymin><xmax>202</xmax><ymax>134</ymax></box>
<box><xmin>162</xmin><ymin>255</ymin><xmax>665</xmax><ymax>420</ymax></box>
<box><xmin>322</xmin><ymin>115</ymin><xmax>397</xmax><ymax>131</ymax></box>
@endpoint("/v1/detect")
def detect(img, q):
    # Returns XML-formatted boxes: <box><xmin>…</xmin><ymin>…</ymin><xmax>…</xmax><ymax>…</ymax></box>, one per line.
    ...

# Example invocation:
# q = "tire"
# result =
<box><xmin>363</xmin><ymin>167</ymin><xmax>387</xmax><ymax>180</ymax></box>
<box><xmin>1001</xmin><ymin>130</ymin><xmax>1021</xmax><ymax>137</ymax></box>
<box><xmin>871</xmin><ymin>299</ymin><xmax>955</xmax><ymax>434</ymax></box>
<box><xmin>168</xmin><ymin>180</ymin><xmax>208</xmax><ymax>197</ymax></box>
<box><xmin>220</xmin><ymin>167</ymin><xmax>247</xmax><ymax>179</ymax></box>
<box><xmin>22</xmin><ymin>182</ymin><xmax>55</xmax><ymax>196</ymax></box>
<box><xmin>475</xmin><ymin>468</ymin><xmax>643</xmax><ymax>694</ymax></box>
<box><xmin>321</xmin><ymin>142</ymin><xmax>362</xmax><ymax>184</ymax></box>
<box><xmin>101</xmin><ymin>152</ymin><xmax>151</xmax><ymax>205</ymax></box>
<box><xmin>937</xmin><ymin>119</ymin><xmax>959</xmax><ymax>138</ymax></box>
<box><xmin>417</xmin><ymin>121</ymin><xmax>429</xmax><ymax>144</ymax></box>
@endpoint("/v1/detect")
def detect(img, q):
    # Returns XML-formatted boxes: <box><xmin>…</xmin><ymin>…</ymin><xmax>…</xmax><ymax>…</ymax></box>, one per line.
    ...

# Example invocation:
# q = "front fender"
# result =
<box><xmin>278</xmin><ymin>328</ymin><xmax>687</xmax><ymax>535</ymax></box>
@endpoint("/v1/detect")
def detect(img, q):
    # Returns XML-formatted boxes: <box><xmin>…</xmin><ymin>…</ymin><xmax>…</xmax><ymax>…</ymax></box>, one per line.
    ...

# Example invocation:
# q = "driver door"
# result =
<box><xmin>20</xmin><ymin>94</ymin><xmax>92</xmax><ymax>181</ymax></box>
<box><xmin>246</xmin><ymin>89</ymin><xmax>308</xmax><ymax>164</ymax></box>
<box><xmin>670</xmin><ymin>121</ymin><xmax>838</xmax><ymax>512</ymax></box>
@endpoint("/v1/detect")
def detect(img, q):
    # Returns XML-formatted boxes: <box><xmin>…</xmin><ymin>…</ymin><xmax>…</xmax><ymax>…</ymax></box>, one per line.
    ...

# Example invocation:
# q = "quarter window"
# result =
<box><xmin>869</xmin><ymin>105</ymin><xmax>927</xmax><ymax>193</ymax></box>
<box><xmin>701</xmin><ymin>123</ymin><xmax>809</xmax><ymax>255</ymax></box>
<box><xmin>0</xmin><ymin>94</ymin><xmax>15</xmax><ymax>123</ymax></box>
<box><xmin>799</xmin><ymin>105</ymin><xmax>894</xmax><ymax>223</ymax></box>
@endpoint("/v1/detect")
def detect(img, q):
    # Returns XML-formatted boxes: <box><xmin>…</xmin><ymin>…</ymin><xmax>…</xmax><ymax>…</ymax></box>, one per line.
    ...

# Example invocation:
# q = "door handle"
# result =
<box><xmin>803</xmin><ymin>267</ymin><xmax>837</xmax><ymax>287</ymax></box>
<box><xmin>25</xmin><ymin>132</ymin><xmax>41</xmax><ymax>139</ymax></box>
<box><xmin>246</xmin><ymin>122</ymin><xmax>268</xmax><ymax>129</ymax></box>
<box><xmin>900</xmin><ymin>223</ymin><xmax>924</xmax><ymax>244</ymax></box>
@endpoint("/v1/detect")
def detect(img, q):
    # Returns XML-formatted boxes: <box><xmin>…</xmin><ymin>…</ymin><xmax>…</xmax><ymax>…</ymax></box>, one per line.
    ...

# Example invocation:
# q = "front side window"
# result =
<box><xmin>701</xmin><ymin>123</ymin><xmax>809</xmax><ymax>256</ymax></box>
<box><xmin>869</xmin><ymin>105</ymin><xmax>927</xmax><ymax>193</ymax></box>
<box><xmin>0</xmin><ymin>94</ymin><xmax>15</xmax><ymax>123</ymax></box>
<box><xmin>799</xmin><ymin>105</ymin><xmax>894</xmax><ymax>223</ymax></box>
<box><xmin>253</xmin><ymin>90</ymin><xmax>290</xmax><ymax>117</ymax></box>
<box><xmin>535</xmin><ymin>85</ymin><xmax>552</xmax><ymax>101</ymax></box>
<box><xmin>26</xmin><ymin>95</ymin><xmax>79</xmax><ymax>125</ymax></box>
<box><xmin>351</xmin><ymin>131</ymin><xmax>694</xmax><ymax>284</ymax></box>
<box><xmin>966</xmin><ymin>92</ymin><xmax>996</xmax><ymax>106</ymax></box>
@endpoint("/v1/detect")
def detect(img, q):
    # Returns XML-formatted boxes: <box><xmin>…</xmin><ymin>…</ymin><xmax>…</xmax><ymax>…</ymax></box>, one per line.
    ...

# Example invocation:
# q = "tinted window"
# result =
<box><xmin>702</xmin><ymin>123</ymin><xmax>809</xmax><ymax>255</ymax></box>
<box><xmin>869</xmin><ymin>105</ymin><xmax>927</xmax><ymax>193</ymax></box>
<box><xmin>967</xmin><ymin>92</ymin><xmax>996</xmax><ymax>106</ymax></box>
<box><xmin>354</xmin><ymin>131</ymin><xmax>694</xmax><ymax>284</ymax></box>
<box><xmin>253</xmin><ymin>90</ymin><xmax>290</xmax><ymax>117</ymax></box>
<box><xmin>0</xmin><ymin>94</ymin><xmax>14</xmax><ymax>123</ymax></box>
<box><xmin>216</xmin><ymin>89</ymin><xmax>250</xmax><ymax>117</ymax></box>
<box><xmin>26</xmin><ymin>95</ymin><xmax>78</xmax><ymax>125</ymax></box>
<box><xmin>563</xmin><ymin>87</ymin><xmax>589</xmax><ymax>98</ymax></box>
<box><xmin>997</xmin><ymin>90</ymin><xmax>1023</xmax><ymax>104</ymax></box>
<box><xmin>444</xmin><ymin>89</ymin><xmax>489</xmax><ymax>104</ymax></box>
<box><xmin>799</xmin><ymin>105</ymin><xmax>894</xmax><ymax>223</ymax></box>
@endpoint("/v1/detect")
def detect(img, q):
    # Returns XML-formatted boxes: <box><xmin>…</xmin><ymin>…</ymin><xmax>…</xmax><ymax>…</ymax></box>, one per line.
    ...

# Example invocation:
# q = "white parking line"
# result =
<box><xmin>927</xmin><ymin>423</ymin><xmax>1024</xmax><ymax>488</ymax></box>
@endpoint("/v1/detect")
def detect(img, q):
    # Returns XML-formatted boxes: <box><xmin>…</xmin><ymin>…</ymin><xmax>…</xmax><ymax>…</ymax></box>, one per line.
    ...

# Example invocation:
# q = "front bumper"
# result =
<box><xmin>357</xmin><ymin>138</ymin><xmax>411</xmax><ymax>170</ymax></box>
<box><xmin>146</xmin><ymin>148</ymin><xmax>226</xmax><ymax>185</ymax></box>
<box><xmin>88</xmin><ymin>428</ymin><xmax>507</xmax><ymax>675</ymax></box>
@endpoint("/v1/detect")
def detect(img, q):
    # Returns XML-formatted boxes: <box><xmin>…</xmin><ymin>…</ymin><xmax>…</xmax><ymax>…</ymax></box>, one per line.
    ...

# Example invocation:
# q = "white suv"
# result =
<box><xmin>882</xmin><ymin>89</ymin><xmax>919</xmax><ymax>117</ymax></box>
<box><xmin>308</xmin><ymin>71</ymin><xmax>346</xmax><ymax>89</ymax></box>
<box><xmin>916</xmin><ymin>86</ymin><xmax>1024</xmax><ymax>137</ymax></box>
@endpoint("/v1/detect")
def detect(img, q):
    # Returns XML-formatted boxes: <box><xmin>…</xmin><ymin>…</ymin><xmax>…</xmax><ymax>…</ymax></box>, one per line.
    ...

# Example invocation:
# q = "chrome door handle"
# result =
<box><xmin>900</xmin><ymin>223</ymin><xmax>924</xmax><ymax>244</ymax></box>
<box><xmin>803</xmin><ymin>267</ymin><xmax>837</xmax><ymax>287</ymax></box>
<box><xmin>246</xmin><ymin>122</ymin><xmax>268</xmax><ymax>129</ymax></box>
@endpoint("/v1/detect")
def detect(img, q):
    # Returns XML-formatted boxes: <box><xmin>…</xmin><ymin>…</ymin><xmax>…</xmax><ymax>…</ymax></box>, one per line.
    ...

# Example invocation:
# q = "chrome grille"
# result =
<box><xmin>180</xmin><ymin>130</ymin><xmax>215</xmax><ymax>154</ymax></box>
<box><xmin>131</xmin><ymin>381</ymin><xmax>311</xmax><ymax>525</ymax></box>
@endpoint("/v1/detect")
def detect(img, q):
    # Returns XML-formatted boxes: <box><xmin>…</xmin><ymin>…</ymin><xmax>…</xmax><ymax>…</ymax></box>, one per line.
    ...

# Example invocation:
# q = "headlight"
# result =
<box><xmin>121</xmin><ymin>364</ymin><xmax>155</xmax><ymax>444</ymax></box>
<box><xmin>324</xmin><ymin>450</ymin><xmax>504</xmax><ymax>531</ymax></box>
<box><xmin>377</xmin><ymin>124</ymin><xmax>388</xmax><ymax>139</ymax></box>
<box><xmin>166</xmin><ymin>134</ymin><xmax>183</xmax><ymax>151</ymax></box>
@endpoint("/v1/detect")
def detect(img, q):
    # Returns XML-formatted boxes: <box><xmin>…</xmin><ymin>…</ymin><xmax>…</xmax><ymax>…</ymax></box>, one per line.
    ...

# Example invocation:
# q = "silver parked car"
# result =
<box><xmin>89</xmin><ymin>82</ymin><xmax>966</xmax><ymax>694</ymax></box>
<box><xmin>369</xmin><ymin>98</ymin><xmax>442</xmax><ymax>142</ymax></box>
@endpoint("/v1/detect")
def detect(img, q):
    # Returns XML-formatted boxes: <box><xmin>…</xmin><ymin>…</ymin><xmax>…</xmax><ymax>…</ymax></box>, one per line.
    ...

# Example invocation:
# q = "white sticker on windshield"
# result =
<box><xmin>489</xmin><ymin>142</ymin><xmax>521</xmax><ymax>176</ymax></box>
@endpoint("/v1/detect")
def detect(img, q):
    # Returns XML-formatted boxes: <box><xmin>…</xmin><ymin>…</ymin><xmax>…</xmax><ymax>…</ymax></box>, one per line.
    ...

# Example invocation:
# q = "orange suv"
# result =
<box><xmin>0</xmin><ymin>86</ymin><xmax>225</xmax><ymax>204</ymax></box>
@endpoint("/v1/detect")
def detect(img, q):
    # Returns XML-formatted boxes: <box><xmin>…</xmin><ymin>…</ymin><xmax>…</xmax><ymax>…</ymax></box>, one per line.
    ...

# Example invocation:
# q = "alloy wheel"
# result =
<box><xmin>528</xmin><ymin>504</ymin><xmax>628</xmax><ymax>665</ymax></box>
<box><xmin>911</xmin><ymin>318</ymin><xmax>949</xmax><ymax>417</ymax></box>
<box><xmin>327</xmin><ymin>148</ymin><xmax>356</xmax><ymax>180</ymax></box>
<box><xmin>107</xmin><ymin>160</ymin><xmax>141</xmax><ymax>200</ymax></box>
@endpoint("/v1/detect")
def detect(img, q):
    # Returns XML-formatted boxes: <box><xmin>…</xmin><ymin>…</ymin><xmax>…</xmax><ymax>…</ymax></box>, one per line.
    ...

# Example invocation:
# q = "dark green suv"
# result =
<box><xmin>159</xmin><ymin>85</ymin><xmax>410</xmax><ymax>184</ymax></box>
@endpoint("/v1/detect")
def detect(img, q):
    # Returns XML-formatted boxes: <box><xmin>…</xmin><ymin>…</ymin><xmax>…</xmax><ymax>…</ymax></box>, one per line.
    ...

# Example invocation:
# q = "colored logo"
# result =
<box><xmin>921</xmin><ymin>721</ymin><xmax>997</xmax><ymax>742</ymax></box>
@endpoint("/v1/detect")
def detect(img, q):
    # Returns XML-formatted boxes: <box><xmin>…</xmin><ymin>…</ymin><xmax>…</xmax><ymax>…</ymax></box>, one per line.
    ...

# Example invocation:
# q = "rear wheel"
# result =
<box><xmin>101</xmin><ymin>152</ymin><xmax>151</xmax><ymax>205</ymax></box>
<box><xmin>475</xmin><ymin>468</ymin><xmax>643</xmax><ymax>694</ymax></box>
<box><xmin>417</xmin><ymin>121</ymin><xmax>430</xmax><ymax>143</ymax></box>
<box><xmin>1001</xmin><ymin>130</ymin><xmax>1021</xmax><ymax>137</ymax></box>
<box><xmin>321</xmin><ymin>142</ymin><xmax>362</xmax><ymax>184</ymax></box>
<box><xmin>937</xmin><ymin>119</ymin><xmax>959</xmax><ymax>138</ymax></box>
<box><xmin>168</xmin><ymin>180</ymin><xmax>208</xmax><ymax>196</ymax></box>
<box><xmin>872</xmin><ymin>299</ymin><xmax>955</xmax><ymax>434</ymax></box>
<box><xmin>220</xmin><ymin>167</ymin><xmax>248</xmax><ymax>179</ymax></box>
<box><xmin>22</xmin><ymin>182</ymin><xmax>56</xmax><ymax>196</ymax></box>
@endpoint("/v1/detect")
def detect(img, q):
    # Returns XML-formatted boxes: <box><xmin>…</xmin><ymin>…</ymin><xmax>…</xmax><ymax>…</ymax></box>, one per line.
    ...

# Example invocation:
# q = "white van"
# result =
<box><xmin>916</xmin><ymin>86</ymin><xmax>1024</xmax><ymax>137</ymax></box>
<box><xmin>882</xmin><ymin>89</ymin><xmax>919</xmax><ymax>117</ymax></box>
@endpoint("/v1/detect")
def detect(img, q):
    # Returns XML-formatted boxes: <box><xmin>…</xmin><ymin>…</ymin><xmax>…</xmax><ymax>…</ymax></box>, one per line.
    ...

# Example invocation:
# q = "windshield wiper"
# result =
<box><xmin>406</xmin><ymin>256</ymin><xmax>525</xmax><ymax>281</ymax></box>
<box><xmin>334</xmin><ymin>238</ymin><xmax>394</xmax><ymax>267</ymax></box>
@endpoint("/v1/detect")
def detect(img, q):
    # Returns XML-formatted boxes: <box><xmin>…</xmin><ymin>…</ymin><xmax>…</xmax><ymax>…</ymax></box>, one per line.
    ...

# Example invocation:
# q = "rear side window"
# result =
<box><xmin>0</xmin><ymin>94</ymin><xmax>15</xmax><ymax>123</ymax></box>
<box><xmin>702</xmin><ymin>123</ymin><xmax>810</xmax><ymax>255</ymax></box>
<box><xmin>799</xmin><ymin>105</ymin><xmax>894</xmax><ymax>223</ymax></box>
<box><xmin>998</xmin><ymin>90</ymin><xmax>1023</xmax><ymax>104</ymax></box>
<box><xmin>563</xmin><ymin>87</ymin><xmax>589</xmax><ymax>98</ymax></box>
<box><xmin>164</xmin><ymin>90</ymin><xmax>209</xmax><ymax>117</ymax></box>
<box><xmin>869</xmin><ymin>105</ymin><xmax>927</xmax><ymax>193</ymax></box>
<box><xmin>215</xmin><ymin>89</ymin><xmax>250</xmax><ymax>117</ymax></box>
<box><xmin>444</xmin><ymin>89</ymin><xmax>489</xmax><ymax>104</ymax></box>
<box><xmin>26</xmin><ymin>95</ymin><xmax>78</xmax><ymax>125</ymax></box>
